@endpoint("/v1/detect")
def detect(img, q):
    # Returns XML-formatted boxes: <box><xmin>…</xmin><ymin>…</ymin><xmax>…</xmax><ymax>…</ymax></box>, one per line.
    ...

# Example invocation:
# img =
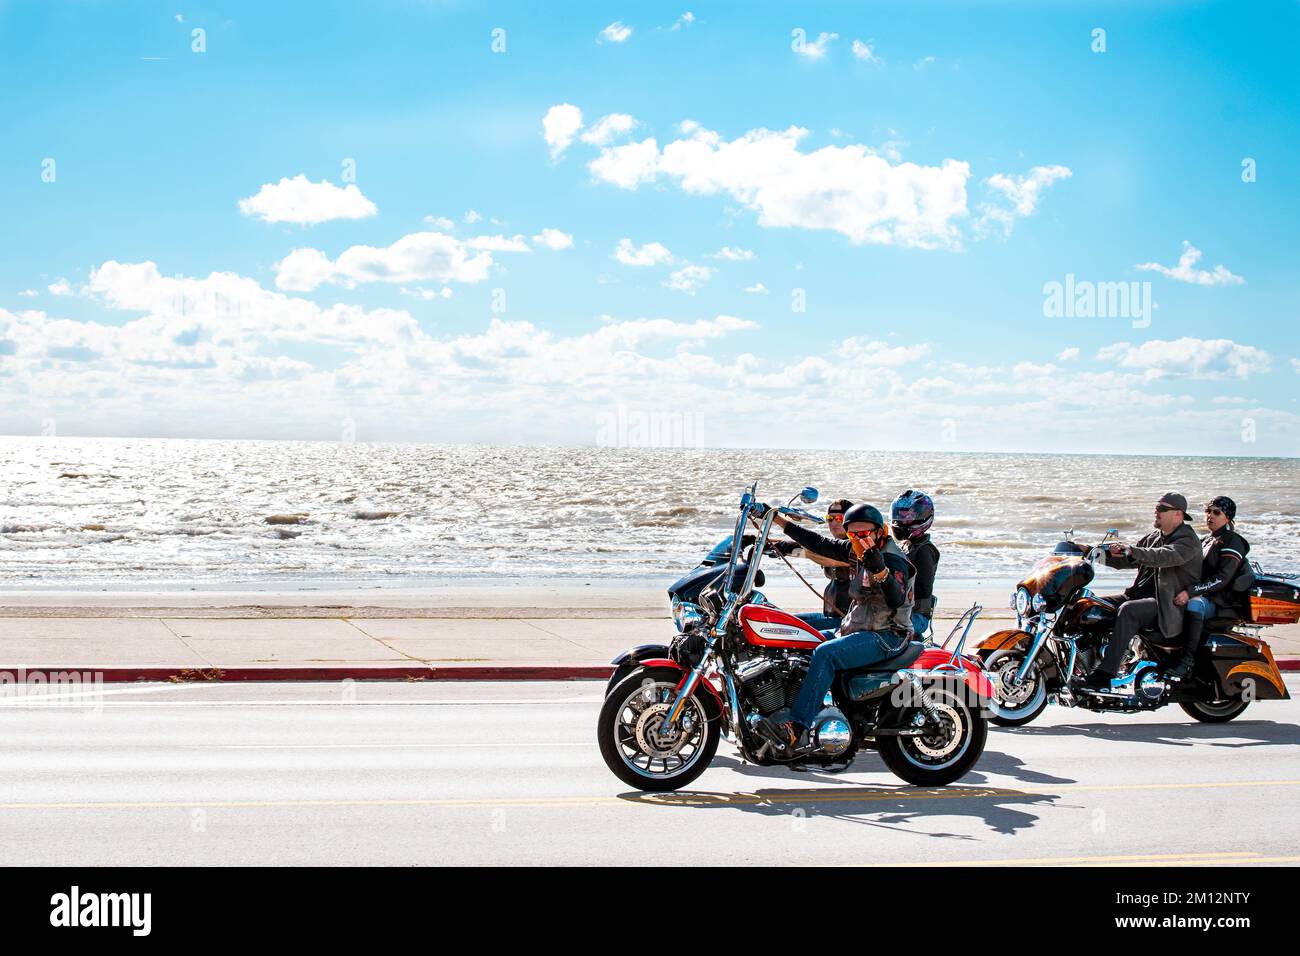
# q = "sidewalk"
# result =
<box><xmin>0</xmin><ymin>609</ymin><xmax>1296</xmax><ymax>681</ymax></box>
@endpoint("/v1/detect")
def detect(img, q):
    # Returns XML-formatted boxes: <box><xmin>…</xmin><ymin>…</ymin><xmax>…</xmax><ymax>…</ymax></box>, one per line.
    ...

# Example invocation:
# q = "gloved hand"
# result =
<box><xmin>860</xmin><ymin>545</ymin><xmax>886</xmax><ymax>574</ymax></box>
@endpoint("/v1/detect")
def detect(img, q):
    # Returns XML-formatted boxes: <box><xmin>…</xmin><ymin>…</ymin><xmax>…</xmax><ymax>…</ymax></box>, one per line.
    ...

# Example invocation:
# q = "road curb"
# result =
<box><xmin>3</xmin><ymin>659</ymin><xmax>1296</xmax><ymax>682</ymax></box>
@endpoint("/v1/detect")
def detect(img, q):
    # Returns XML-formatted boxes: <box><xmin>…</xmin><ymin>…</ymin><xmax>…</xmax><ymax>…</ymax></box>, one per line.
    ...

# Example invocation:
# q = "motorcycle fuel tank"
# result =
<box><xmin>738</xmin><ymin>605</ymin><xmax>827</xmax><ymax>649</ymax></box>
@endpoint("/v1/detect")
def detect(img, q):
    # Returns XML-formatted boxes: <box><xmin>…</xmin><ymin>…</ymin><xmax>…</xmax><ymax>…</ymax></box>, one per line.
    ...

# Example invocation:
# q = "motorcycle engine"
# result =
<box><xmin>735</xmin><ymin>656</ymin><xmax>806</xmax><ymax>716</ymax></box>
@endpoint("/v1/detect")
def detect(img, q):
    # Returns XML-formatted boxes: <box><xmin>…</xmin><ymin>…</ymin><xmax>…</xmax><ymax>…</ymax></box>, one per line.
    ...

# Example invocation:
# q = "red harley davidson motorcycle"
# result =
<box><xmin>597</xmin><ymin>483</ymin><xmax>994</xmax><ymax>792</ymax></box>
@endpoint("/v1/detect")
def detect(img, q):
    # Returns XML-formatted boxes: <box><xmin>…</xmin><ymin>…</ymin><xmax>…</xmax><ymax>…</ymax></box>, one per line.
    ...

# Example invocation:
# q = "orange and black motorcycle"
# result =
<box><xmin>975</xmin><ymin>530</ymin><xmax>1295</xmax><ymax>726</ymax></box>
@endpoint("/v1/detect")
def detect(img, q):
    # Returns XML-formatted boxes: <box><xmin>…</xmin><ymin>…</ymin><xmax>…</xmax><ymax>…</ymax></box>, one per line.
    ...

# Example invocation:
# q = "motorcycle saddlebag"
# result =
<box><xmin>1248</xmin><ymin>575</ymin><xmax>1300</xmax><ymax>625</ymax></box>
<box><xmin>1204</xmin><ymin>633</ymin><xmax>1290</xmax><ymax>701</ymax></box>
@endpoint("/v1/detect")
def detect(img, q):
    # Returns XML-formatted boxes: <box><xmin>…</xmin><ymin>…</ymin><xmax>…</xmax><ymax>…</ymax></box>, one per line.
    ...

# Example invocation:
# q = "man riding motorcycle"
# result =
<box><xmin>760</xmin><ymin>502</ymin><xmax>916</xmax><ymax>750</ymax></box>
<box><xmin>1080</xmin><ymin>492</ymin><xmax>1202</xmax><ymax>690</ymax></box>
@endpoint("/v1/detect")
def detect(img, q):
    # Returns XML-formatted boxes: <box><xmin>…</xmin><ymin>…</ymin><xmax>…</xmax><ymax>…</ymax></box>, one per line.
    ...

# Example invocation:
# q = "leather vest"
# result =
<box><xmin>841</xmin><ymin>538</ymin><xmax>914</xmax><ymax>635</ymax></box>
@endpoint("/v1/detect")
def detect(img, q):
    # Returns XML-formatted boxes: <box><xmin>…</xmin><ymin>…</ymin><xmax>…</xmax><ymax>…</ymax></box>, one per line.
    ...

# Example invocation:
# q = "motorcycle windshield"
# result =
<box><xmin>702</xmin><ymin>535</ymin><xmax>736</xmax><ymax>566</ymax></box>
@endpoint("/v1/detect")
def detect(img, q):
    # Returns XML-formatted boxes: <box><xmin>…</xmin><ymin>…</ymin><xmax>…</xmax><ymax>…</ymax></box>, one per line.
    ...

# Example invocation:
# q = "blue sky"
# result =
<box><xmin>1</xmin><ymin>1</ymin><xmax>1297</xmax><ymax>454</ymax></box>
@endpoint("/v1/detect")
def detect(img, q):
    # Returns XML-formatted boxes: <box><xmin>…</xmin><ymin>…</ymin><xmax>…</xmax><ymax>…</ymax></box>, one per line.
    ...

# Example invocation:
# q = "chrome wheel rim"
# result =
<box><xmin>901</xmin><ymin>694</ymin><xmax>971</xmax><ymax>770</ymax></box>
<box><xmin>612</xmin><ymin>680</ymin><xmax>708</xmax><ymax>780</ymax></box>
<box><xmin>992</xmin><ymin>656</ymin><xmax>1038</xmax><ymax>707</ymax></box>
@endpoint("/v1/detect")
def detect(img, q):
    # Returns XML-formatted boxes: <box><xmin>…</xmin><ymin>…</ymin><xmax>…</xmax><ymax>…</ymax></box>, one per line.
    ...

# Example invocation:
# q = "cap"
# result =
<box><xmin>1157</xmin><ymin>492</ymin><xmax>1188</xmax><ymax>514</ymax></box>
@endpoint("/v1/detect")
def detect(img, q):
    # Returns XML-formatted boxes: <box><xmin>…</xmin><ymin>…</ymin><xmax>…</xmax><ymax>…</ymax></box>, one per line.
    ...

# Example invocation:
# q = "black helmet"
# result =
<box><xmin>842</xmin><ymin>503</ymin><xmax>885</xmax><ymax>529</ymax></box>
<box><xmin>891</xmin><ymin>489</ymin><xmax>935</xmax><ymax>540</ymax></box>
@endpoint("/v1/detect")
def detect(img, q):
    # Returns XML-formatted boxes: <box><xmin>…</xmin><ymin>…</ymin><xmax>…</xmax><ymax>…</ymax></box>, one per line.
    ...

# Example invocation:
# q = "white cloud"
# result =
<box><xmin>914</xmin><ymin>55</ymin><xmax>936</xmax><ymax>69</ymax></box>
<box><xmin>587</xmin><ymin>136</ymin><xmax>661</xmax><ymax>188</ymax></box>
<box><xmin>600</xmin><ymin>21</ymin><xmax>632</xmax><ymax>43</ymax></box>
<box><xmin>48</xmin><ymin>279</ymin><xmax>75</xmax><ymax>296</ymax></box>
<box><xmin>466</xmin><ymin>234</ymin><xmax>530</xmax><ymax>252</ymax></box>
<box><xmin>17</xmin><ymin>289</ymin><xmax>38</xmax><ymax>297</ymax></box>
<box><xmin>745</xmin><ymin>283</ymin><xmax>769</xmax><ymax>295</ymax></box>
<box><xmin>613</xmin><ymin>238</ymin><xmax>674</xmax><ymax>266</ymax></box>
<box><xmin>851</xmin><ymin>39</ymin><xmax>881</xmax><ymax>64</ymax></box>
<box><xmin>1058</xmin><ymin>347</ymin><xmax>1081</xmax><ymax>361</ymax></box>
<box><xmin>1291</xmin><ymin>357</ymin><xmax>1300</xmax><ymax>373</ymax></box>
<box><xmin>1135</xmin><ymin>241</ymin><xmax>1245</xmax><ymax>287</ymax></box>
<box><xmin>542</xmin><ymin>104</ymin><xmax>584</xmax><ymax>160</ymax></box>
<box><xmin>706</xmin><ymin>246</ymin><xmax>755</xmax><ymax>261</ymax></box>
<box><xmin>464</xmin><ymin>209</ymin><xmax>482</xmax><ymax>224</ymax></box>
<box><xmin>978</xmin><ymin>165</ymin><xmax>1072</xmax><ymax>237</ymax></box>
<box><xmin>665</xmin><ymin>264</ymin><xmax>714</xmax><ymax>294</ymax></box>
<box><xmin>580</xmin><ymin>113</ymin><xmax>638</xmax><ymax>146</ymax></box>
<box><xmin>400</xmin><ymin>286</ymin><xmax>453</xmax><ymax>301</ymax></box>
<box><xmin>237</xmin><ymin>175</ymin><xmax>377</xmax><ymax>225</ymax></box>
<box><xmin>274</xmin><ymin>230</ymin><xmax>526</xmax><ymax>291</ymax></box>
<box><xmin>274</xmin><ymin>248</ymin><xmax>336</xmax><ymax>292</ymax></box>
<box><xmin>1097</xmin><ymin>337</ymin><xmax>1271</xmax><ymax>379</ymax></box>
<box><xmin>672</xmin><ymin>12</ymin><xmax>695</xmax><ymax>31</ymax></box>
<box><xmin>984</xmin><ymin>165</ymin><xmax>1072</xmax><ymax>216</ymax></box>
<box><xmin>585</xmin><ymin>119</ymin><xmax>972</xmax><ymax>248</ymax></box>
<box><xmin>532</xmin><ymin>228</ymin><xmax>574</xmax><ymax>251</ymax></box>
<box><xmin>795</xmin><ymin>31</ymin><xmax>838</xmax><ymax>60</ymax></box>
<box><xmin>423</xmin><ymin>215</ymin><xmax>455</xmax><ymax>230</ymax></box>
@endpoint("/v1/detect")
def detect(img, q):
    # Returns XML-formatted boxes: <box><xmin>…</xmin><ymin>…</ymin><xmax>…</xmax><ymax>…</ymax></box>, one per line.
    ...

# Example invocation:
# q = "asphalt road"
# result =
<box><xmin>2</xmin><ymin>678</ymin><xmax>1298</xmax><ymax>866</ymax></box>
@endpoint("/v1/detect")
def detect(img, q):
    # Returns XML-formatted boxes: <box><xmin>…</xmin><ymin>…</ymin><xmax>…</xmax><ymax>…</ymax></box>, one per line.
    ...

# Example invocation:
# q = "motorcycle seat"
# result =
<box><xmin>844</xmin><ymin>642</ymin><xmax>925</xmax><ymax>701</ymax></box>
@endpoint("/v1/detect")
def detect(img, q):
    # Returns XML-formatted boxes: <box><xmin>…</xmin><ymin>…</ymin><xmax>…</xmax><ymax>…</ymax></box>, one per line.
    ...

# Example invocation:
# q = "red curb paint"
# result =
<box><xmin>2</xmin><ymin>665</ymin><xmax>615</xmax><ymax>682</ymax></box>
<box><xmin>4</xmin><ymin>660</ymin><xmax>1296</xmax><ymax>681</ymax></box>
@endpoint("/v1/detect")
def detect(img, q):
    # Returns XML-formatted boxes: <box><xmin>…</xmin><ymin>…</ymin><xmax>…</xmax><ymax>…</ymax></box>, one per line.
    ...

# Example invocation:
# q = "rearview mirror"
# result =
<box><xmin>799</xmin><ymin>487</ymin><xmax>818</xmax><ymax>504</ymax></box>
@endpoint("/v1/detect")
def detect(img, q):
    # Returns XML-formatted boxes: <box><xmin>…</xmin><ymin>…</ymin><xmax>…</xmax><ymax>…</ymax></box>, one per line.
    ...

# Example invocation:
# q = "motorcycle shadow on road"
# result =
<box><xmin>995</xmin><ymin>719</ymin><xmax>1300</xmax><ymax>749</ymax></box>
<box><xmin>617</xmin><ymin>753</ymin><xmax>1061</xmax><ymax>838</ymax></box>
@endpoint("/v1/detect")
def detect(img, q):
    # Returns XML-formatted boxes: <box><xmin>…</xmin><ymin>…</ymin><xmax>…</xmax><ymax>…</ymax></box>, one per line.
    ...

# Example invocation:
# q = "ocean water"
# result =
<box><xmin>1</xmin><ymin>437</ymin><xmax>1297</xmax><ymax>589</ymax></box>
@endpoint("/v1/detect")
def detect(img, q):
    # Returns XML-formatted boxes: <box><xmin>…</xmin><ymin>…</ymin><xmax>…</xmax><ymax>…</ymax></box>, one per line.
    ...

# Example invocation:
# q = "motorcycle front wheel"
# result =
<box><xmin>877</xmin><ymin>683</ymin><xmax>987</xmax><ymax>786</ymax></box>
<box><xmin>597</xmin><ymin>667</ymin><xmax>720</xmax><ymax>792</ymax></box>
<box><xmin>984</xmin><ymin>648</ymin><xmax>1049</xmax><ymax>727</ymax></box>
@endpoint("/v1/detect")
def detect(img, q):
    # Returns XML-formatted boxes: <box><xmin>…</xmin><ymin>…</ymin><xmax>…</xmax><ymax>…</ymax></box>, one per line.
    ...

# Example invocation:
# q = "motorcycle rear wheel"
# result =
<box><xmin>877</xmin><ymin>684</ymin><xmax>987</xmax><ymax>786</ymax></box>
<box><xmin>1180</xmin><ymin>697</ymin><xmax>1250</xmax><ymax>723</ymax></box>
<box><xmin>597</xmin><ymin>667</ymin><xmax>720</xmax><ymax>792</ymax></box>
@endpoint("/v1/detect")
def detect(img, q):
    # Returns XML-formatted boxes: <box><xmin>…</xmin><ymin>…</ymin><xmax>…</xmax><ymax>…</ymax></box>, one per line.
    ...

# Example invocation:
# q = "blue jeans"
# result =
<box><xmin>1186</xmin><ymin>596</ymin><xmax>1214</xmax><ymax>619</ymax></box>
<box><xmin>789</xmin><ymin>628</ymin><xmax>911</xmax><ymax>728</ymax></box>
<box><xmin>911</xmin><ymin>612</ymin><xmax>931</xmax><ymax>638</ymax></box>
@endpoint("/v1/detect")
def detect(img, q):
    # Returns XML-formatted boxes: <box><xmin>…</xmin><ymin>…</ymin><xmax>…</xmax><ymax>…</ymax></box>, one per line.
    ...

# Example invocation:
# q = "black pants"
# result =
<box><xmin>1099</xmin><ymin>596</ymin><xmax>1159</xmax><ymax>676</ymax></box>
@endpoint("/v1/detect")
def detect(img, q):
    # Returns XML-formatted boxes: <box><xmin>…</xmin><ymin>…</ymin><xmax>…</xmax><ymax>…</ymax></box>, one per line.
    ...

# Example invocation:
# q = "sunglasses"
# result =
<box><xmin>826</xmin><ymin>513</ymin><xmax>844</xmax><ymax>522</ymax></box>
<box><xmin>845</xmin><ymin>528</ymin><xmax>879</xmax><ymax>540</ymax></box>
<box><xmin>1155</xmin><ymin>505</ymin><xmax>1178</xmax><ymax>514</ymax></box>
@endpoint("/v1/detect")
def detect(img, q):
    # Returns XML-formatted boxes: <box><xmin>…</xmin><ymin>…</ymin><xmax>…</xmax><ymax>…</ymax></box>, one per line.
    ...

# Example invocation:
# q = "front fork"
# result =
<box><xmin>1013</xmin><ymin>621</ymin><xmax>1051</xmax><ymax>685</ymax></box>
<box><xmin>660</xmin><ymin>631</ymin><xmax>721</xmax><ymax>736</ymax></box>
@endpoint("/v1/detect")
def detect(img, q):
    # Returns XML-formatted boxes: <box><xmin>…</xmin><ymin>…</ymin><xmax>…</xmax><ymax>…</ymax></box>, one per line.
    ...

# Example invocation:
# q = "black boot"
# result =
<box><xmin>1166</xmin><ymin>613</ymin><xmax>1205</xmax><ymax>681</ymax></box>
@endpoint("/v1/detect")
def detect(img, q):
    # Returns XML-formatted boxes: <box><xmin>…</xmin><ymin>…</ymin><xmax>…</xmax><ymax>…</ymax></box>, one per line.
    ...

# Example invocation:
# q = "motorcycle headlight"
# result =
<box><xmin>1032</xmin><ymin>593</ymin><xmax>1048</xmax><ymax>613</ymax></box>
<box><xmin>671</xmin><ymin>598</ymin><xmax>705</xmax><ymax>633</ymax></box>
<box><xmin>1015</xmin><ymin>587</ymin><xmax>1032</xmax><ymax>617</ymax></box>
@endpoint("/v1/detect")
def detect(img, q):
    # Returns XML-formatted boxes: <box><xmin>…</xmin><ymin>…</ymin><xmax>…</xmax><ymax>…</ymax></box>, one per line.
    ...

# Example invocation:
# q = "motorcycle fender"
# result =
<box><xmin>606</xmin><ymin>643</ymin><xmax>673</xmax><ymax>696</ymax></box>
<box><xmin>913</xmin><ymin>649</ymin><xmax>996</xmax><ymax>705</ymax></box>
<box><xmin>624</xmin><ymin>658</ymin><xmax>726</xmax><ymax>723</ymax></box>
<box><xmin>975</xmin><ymin>628</ymin><xmax>1033</xmax><ymax>654</ymax></box>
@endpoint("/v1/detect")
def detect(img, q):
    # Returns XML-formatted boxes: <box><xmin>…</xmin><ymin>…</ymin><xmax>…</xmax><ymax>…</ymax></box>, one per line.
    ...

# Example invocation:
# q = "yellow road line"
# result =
<box><xmin>0</xmin><ymin>778</ymin><xmax>1297</xmax><ymax>812</ymax></box>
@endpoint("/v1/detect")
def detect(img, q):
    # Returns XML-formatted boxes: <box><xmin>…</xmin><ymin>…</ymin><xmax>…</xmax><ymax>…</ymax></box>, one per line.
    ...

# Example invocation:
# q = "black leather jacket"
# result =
<box><xmin>1189</xmin><ymin>526</ymin><xmax>1252</xmax><ymax>609</ymax></box>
